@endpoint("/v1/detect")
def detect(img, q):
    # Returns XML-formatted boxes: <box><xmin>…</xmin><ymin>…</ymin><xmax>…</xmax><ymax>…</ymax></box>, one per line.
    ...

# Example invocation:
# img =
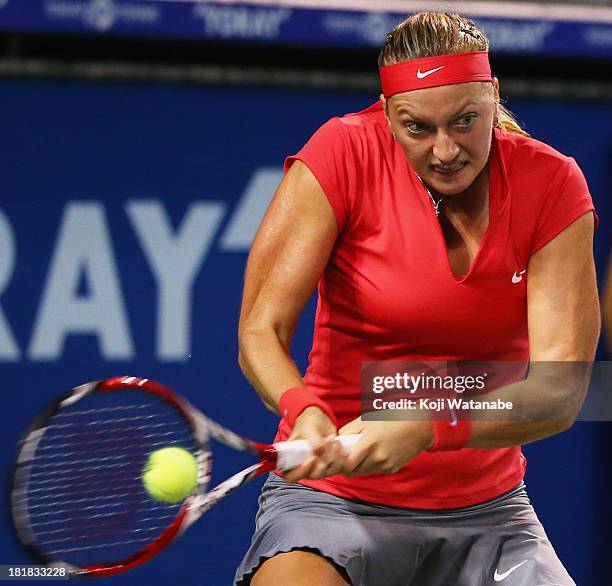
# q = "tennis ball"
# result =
<box><xmin>142</xmin><ymin>447</ymin><xmax>198</xmax><ymax>504</ymax></box>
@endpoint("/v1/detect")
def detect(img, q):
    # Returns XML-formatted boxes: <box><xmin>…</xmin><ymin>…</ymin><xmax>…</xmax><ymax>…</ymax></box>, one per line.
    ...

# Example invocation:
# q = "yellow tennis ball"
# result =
<box><xmin>142</xmin><ymin>447</ymin><xmax>198</xmax><ymax>504</ymax></box>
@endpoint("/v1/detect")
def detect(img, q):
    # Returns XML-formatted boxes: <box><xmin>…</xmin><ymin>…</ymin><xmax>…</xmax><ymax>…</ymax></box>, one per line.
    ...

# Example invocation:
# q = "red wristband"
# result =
<box><xmin>278</xmin><ymin>387</ymin><xmax>337</xmax><ymax>429</ymax></box>
<box><xmin>428</xmin><ymin>419</ymin><xmax>472</xmax><ymax>452</ymax></box>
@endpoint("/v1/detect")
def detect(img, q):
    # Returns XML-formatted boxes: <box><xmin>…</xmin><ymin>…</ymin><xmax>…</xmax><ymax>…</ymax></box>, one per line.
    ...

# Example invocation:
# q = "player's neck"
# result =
<box><xmin>437</xmin><ymin>163</ymin><xmax>489</xmax><ymax>221</ymax></box>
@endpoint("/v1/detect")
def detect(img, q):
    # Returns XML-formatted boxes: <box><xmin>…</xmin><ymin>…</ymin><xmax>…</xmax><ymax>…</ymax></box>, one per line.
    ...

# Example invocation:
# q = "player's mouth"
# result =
<box><xmin>432</xmin><ymin>162</ymin><xmax>466</xmax><ymax>177</ymax></box>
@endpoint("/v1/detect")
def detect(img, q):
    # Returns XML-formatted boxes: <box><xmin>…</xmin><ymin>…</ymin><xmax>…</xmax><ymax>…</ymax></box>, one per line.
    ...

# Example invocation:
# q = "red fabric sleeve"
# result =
<box><xmin>530</xmin><ymin>157</ymin><xmax>598</xmax><ymax>255</ymax></box>
<box><xmin>284</xmin><ymin>117</ymin><xmax>352</xmax><ymax>232</ymax></box>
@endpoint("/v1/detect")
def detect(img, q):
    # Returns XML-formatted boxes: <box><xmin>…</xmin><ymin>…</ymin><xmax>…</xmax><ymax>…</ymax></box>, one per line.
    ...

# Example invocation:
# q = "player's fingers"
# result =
<box><xmin>283</xmin><ymin>455</ymin><xmax>319</xmax><ymax>483</ymax></box>
<box><xmin>343</xmin><ymin>457</ymin><xmax>377</xmax><ymax>477</ymax></box>
<box><xmin>328</xmin><ymin>437</ymin><xmax>351</xmax><ymax>466</ymax></box>
<box><xmin>286</xmin><ymin>440</ymin><xmax>345</xmax><ymax>481</ymax></box>
<box><xmin>307</xmin><ymin>455</ymin><xmax>343</xmax><ymax>479</ymax></box>
<box><xmin>338</xmin><ymin>418</ymin><xmax>364</xmax><ymax>436</ymax></box>
<box><xmin>285</xmin><ymin>435</ymin><xmax>347</xmax><ymax>482</ymax></box>
<box><xmin>344</xmin><ymin>449</ymin><xmax>402</xmax><ymax>477</ymax></box>
<box><xmin>312</xmin><ymin>435</ymin><xmax>344</xmax><ymax>462</ymax></box>
<box><xmin>340</xmin><ymin>443</ymin><xmax>372</xmax><ymax>476</ymax></box>
<box><xmin>295</xmin><ymin>439</ymin><xmax>343</xmax><ymax>480</ymax></box>
<box><xmin>295</xmin><ymin>427</ymin><xmax>336</xmax><ymax>451</ymax></box>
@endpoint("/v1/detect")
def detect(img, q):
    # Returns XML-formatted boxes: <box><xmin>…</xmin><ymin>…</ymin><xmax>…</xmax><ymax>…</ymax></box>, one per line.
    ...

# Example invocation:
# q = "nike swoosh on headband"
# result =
<box><xmin>416</xmin><ymin>66</ymin><xmax>445</xmax><ymax>79</ymax></box>
<box><xmin>380</xmin><ymin>51</ymin><xmax>492</xmax><ymax>97</ymax></box>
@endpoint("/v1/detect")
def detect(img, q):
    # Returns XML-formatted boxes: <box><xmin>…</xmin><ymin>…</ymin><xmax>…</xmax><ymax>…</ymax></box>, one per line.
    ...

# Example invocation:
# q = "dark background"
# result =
<box><xmin>0</xmin><ymin>2</ymin><xmax>610</xmax><ymax>584</ymax></box>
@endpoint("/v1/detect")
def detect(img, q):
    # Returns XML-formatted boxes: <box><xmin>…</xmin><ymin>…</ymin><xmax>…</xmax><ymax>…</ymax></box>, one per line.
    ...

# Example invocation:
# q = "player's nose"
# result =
<box><xmin>432</xmin><ymin>130</ymin><xmax>460</xmax><ymax>164</ymax></box>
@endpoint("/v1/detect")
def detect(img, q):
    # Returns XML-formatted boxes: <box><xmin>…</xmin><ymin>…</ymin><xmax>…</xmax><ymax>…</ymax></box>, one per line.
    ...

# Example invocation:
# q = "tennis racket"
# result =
<box><xmin>11</xmin><ymin>375</ymin><xmax>360</xmax><ymax>577</ymax></box>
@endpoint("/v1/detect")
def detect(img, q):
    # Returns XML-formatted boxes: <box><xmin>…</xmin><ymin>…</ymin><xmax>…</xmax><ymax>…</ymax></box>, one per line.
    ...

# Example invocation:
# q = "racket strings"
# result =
<box><xmin>27</xmin><ymin>493</ymin><xmax>153</xmax><ymax>508</ymax></box>
<box><xmin>37</xmin><ymin>419</ymin><xmax>186</xmax><ymax>434</ymax></box>
<box><xmin>37</xmin><ymin>523</ymin><xmax>172</xmax><ymax>546</ymax></box>
<box><xmin>26</xmin><ymin>505</ymin><xmax>173</xmax><ymax>526</ymax></box>
<box><xmin>32</xmin><ymin>434</ymin><xmax>186</xmax><ymax>454</ymax></box>
<box><xmin>13</xmin><ymin>389</ymin><xmax>202</xmax><ymax>567</ymax></box>
<box><xmin>21</xmin><ymin>501</ymin><xmax>168</xmax><ymax>516</ymax></box>
<box><xmin>27</xmin><ymin>459</ymin><xmax>143</xmax><ymax>475</ymax></box>
<box><xmin>27</xmin><ymin>478</ymin><xmax>144</xmax><ymax>494</ymax></box>
<box><xmin>52</xmin><ymin>404</ymin><xmax>154</xmax><ymax>417</ymax></box>
<box><xmin>46</xmin><ymin>536</ymin><xmax>158</xmax><ymax>557</ymax></box>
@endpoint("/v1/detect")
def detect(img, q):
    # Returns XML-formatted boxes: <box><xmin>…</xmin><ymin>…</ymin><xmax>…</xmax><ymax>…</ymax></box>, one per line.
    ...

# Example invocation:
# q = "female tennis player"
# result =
<box><xmin>235</xmin><ymin>12</ymin><xmax>599</xmax><ymax>586</ymax></box>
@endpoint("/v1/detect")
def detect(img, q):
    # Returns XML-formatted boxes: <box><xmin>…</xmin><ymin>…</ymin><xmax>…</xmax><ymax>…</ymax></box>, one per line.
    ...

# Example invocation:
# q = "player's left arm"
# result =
<box><xmin>465</xmin><ymin>211</ymin><xmax>600</xmax><ymax>448</ymax></box>
<box><xmin>603</xmin><ymin>258</ymin><xmax>612</xmax><ymax>351</ymax></box>
<box><xmin>339</xmin><ymin>212</ymin><xmax>599</xmax><ymax>476</ymax></box>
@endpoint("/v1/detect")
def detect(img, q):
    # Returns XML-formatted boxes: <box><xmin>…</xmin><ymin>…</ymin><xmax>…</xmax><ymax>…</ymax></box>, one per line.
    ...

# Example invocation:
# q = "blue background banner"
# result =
<box><xmin>1</xmin><ymin>0</ymin><xmax>612</xmax><ymax>58</ymax></box>
<box><xmin>0</xmin><ymin>78</ymin><xmax>610</xmax><ymax>584</ymax></box>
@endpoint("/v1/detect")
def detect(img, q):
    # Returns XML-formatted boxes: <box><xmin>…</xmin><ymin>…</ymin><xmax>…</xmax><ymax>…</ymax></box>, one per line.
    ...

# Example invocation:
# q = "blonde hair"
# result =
<box><xmin>379</xmin><ymin>12</ymin><xmax>529</xmax><ymax>137</ymax></box>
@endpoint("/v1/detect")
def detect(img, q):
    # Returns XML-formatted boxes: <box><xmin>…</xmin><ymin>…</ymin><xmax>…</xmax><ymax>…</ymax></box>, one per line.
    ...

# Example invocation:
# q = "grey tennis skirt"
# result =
<box><xmin>234</xmin><ymin>473</ymin><xmax>575</xmax><ymax>586</ymax></box>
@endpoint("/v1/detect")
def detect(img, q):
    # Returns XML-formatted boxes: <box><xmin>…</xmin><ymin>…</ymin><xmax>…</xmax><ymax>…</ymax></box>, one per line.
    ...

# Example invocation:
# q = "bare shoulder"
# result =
<box><xmin>527</xmin><ymin>212</ymin><xmax>599</xmax><ymax>361</ymax></box>
<box><xmin>274</xmin><ymin>160</ymin><xmax>339</xmax><ymax>226</ymax></box>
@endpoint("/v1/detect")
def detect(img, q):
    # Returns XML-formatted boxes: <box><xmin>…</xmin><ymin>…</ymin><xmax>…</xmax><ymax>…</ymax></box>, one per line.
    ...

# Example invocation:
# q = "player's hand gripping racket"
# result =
<box><xmin>11</xmin><ymin>376</ymin><xmax>361</xmax><ymax>577</ymax></box>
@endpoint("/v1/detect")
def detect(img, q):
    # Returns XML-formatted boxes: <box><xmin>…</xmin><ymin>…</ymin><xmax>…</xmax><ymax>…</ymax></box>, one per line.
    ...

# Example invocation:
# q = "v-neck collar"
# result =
<box><xmin>411</xmin><ymin>130</ymin><xmax>504</xmax><ymax>284</ymax></box>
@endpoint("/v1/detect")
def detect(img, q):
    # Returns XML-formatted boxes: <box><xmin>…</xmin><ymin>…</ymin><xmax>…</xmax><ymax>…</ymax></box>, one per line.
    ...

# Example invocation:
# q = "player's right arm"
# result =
<box><xmin>603</xmin><ymin>258</ymin><xmax>612</xmax><ymax>351</ymax></box>
<box><xmin>238</xmin><ymin>160</ymin><xmax>344</xmax><ymax>479</ymax></box>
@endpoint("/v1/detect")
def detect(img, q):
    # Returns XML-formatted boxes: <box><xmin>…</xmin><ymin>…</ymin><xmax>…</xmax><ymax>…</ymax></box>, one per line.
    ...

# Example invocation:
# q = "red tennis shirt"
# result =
<box><xmin>274</xmin><ymin>102</ymin><xmax>597</xmax><ymax>509</ymax></box>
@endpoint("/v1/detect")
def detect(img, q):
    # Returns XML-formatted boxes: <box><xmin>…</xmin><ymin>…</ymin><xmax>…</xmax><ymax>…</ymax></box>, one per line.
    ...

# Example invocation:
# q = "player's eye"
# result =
<box><xmin>405</xmin><ymin>122</ymin><xmax>427</xmax><ymax>134</ymax></box>
<box><xmin>456</xmin><ymin>113</ymin><xmax>477</xmax><ymax>127</ymax></box>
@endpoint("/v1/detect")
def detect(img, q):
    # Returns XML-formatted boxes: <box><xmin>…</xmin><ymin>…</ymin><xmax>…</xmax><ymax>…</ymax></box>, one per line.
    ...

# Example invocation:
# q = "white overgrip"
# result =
<box><xmin>274</xmin><ymin>434</ymin><xmax>362</xmax><ymax>471</ymax></box>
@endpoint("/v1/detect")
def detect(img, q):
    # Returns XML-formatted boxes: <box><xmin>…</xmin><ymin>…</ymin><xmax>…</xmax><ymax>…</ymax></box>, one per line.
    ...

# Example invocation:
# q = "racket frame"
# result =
<box><xmin>12</xmin><ymin>376</ymin><xmax>360</xmax><ymax>577</ymax></box>
<box><xmin>12</xmin><ymin>376</ymin><xmax>213</xmax><ymax>577</ymax></box>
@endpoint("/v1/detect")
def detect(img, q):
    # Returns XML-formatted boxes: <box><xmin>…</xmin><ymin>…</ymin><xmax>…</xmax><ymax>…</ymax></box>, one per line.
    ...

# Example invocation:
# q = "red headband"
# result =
<box><xmin>380</xmin><ymin>51</ymin><xmax>492</xmax><ymax>97</ymax></box>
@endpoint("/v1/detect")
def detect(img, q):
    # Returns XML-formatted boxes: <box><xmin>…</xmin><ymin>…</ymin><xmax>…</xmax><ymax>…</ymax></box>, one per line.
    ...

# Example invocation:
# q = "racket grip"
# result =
<box><xmin>274</xmin><ymin>434</ymin><xmax>362</xmax><ymax>471</ymax></box>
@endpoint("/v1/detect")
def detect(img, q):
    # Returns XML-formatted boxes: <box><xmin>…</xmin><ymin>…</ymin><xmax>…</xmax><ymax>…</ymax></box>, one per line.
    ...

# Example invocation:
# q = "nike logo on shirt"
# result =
<box><xmin>494</xmin><ymin>560</ymin><xmax>528</xmax><ymax>581</ymax></box>
<box><xmin>416</xmin><ymin>66</ymin><xmax>445</xmax><ymax>79</ymax></box>
<box><xmin>512</xmin><ymin>270</ymin><xmax>526</xmax><ymax>284</ymax></box>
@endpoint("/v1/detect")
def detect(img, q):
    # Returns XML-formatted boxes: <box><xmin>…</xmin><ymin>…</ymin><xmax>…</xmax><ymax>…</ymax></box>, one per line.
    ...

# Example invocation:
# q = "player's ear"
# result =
<box><xmin>380</xmin><ymin>94</ymin><xmax>394</xmax><ymax>136</ymax></box>
<box><xmin>492</xmin><ymin>77</ymin><xmax>500</xmax><ymax>102</ymax></box>
<box><xmin>491</xmin><ymin>78</ymin><xmax>501</xmax><ymax>127</ymax></box>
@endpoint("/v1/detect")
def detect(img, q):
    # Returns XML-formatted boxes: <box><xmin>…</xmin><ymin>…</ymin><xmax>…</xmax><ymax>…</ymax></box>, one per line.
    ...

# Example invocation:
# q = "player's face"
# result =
<box><xmin>384</xmin><ymin>81</ymin><xmax>498</xmax><ymax>197</ymax></box>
